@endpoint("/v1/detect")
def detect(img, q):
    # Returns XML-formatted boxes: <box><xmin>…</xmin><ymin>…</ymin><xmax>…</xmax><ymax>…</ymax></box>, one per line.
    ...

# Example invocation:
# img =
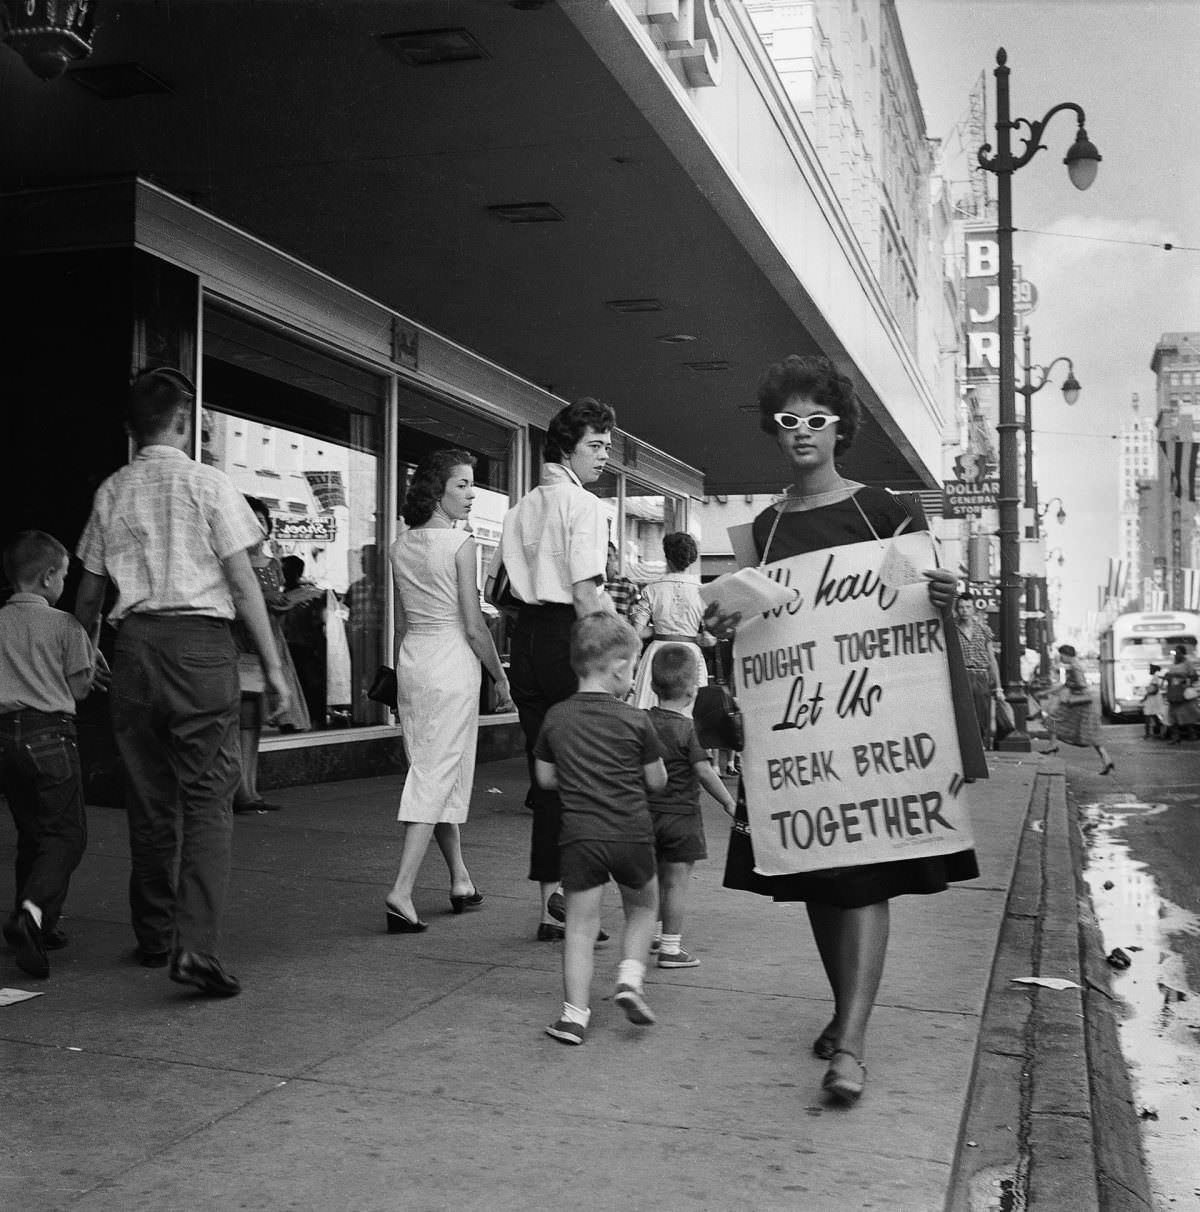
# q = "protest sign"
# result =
<box><xmin>732</xmin><ymin>531</ymin><xmax>973</xmax><ymax>876</ymax></box>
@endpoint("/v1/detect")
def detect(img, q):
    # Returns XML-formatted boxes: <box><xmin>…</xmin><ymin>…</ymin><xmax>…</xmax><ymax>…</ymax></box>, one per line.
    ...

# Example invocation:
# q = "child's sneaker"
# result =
<box><xmin>613</xmin><ymin>983</ymin><xmax>656</xmax><ymax>1025</ymax></box>
<box><xmin>545</xmin><ymin>1018</ymin><xmax>587</xmax><ymax>1045</ymax></box>
<box><xmin>657</xmin><ymin>947</ymin><xmax>700</xmax><ymax>969</ymax></box>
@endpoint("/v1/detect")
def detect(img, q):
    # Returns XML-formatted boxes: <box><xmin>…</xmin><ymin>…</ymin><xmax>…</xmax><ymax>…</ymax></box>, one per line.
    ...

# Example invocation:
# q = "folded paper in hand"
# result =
<box><xmin>698</xmin><ymin>567</ymin><xmax>800</xmax><ymax>618</ymax></box>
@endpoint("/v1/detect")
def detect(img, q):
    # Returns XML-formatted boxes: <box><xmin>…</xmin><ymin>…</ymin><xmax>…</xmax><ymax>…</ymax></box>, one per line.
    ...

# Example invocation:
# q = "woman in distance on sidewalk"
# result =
<box><xmin>384</xmin><ymin>450</ymin><xmax>514</xmax><ymax>932</ymax></box>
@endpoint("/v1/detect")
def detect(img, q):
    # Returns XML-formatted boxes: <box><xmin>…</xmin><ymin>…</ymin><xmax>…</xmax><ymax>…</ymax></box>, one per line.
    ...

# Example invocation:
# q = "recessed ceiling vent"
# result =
<box><xmin>487</xmin><ymin>202</ymin><xmax>564</xmax><ymax>223</ymax></box>
<box><xmin>380</xmin><ymin>28</ymin><xmax>488</xmax><ymax>66</ymax></box>
<box><xmin>685</xmin><ymin>360</ymin><xmax>732</xmax><ymax>373</ymax></box>
<box><xmin>605</xmin><ymin>298</ymin><xmax>665</xmax><ymax>314</ymax></box>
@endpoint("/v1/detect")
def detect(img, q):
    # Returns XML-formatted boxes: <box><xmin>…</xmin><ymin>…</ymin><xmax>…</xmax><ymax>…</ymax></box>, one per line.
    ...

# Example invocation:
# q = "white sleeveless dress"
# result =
<box><xmin>390</xmin><ymin>528</ymin><xmax>481</xmax><ymax>823</ymax></box>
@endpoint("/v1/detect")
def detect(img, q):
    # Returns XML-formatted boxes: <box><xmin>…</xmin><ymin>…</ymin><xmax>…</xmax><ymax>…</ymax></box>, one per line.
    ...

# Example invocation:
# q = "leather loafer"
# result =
<box><xmin>3</xmin><ymin>908</ymin><xmax>48</xmax><ymax>979</ymax></box>
<box><xmin>169</xmin><ymin>951</ymin><xmax>241</xmax><ymax>997</ymax></box>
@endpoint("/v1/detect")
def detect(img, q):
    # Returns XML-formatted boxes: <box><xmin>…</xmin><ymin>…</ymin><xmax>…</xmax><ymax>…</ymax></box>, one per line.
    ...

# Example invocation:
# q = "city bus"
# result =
<box><xmin>1098</xmin><ymin>611</ymin><xmax>1200</xmax><ymax>720</ymax></box>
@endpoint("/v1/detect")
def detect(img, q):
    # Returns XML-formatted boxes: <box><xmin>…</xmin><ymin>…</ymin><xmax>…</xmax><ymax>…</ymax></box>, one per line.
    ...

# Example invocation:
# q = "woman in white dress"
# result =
<box><xmin>629</xmin><ymin>531</ymin><xmax>712</xmax><ymax>710</ymax></box>
<box><xmin>384</xmin><ymin>450</ymin><xmax>513</xmax><ymax>932</ymax></box>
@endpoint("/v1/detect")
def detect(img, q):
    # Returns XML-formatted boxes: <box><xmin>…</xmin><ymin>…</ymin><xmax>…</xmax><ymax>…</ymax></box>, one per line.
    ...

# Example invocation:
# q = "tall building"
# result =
<box><xmin>698</xmin><ymin>1</ymin><xmax>959</xmax><ymax>573</ymax></box>
<box><xmin>1141</xmin><ymin>333</ymin><xmax>1200</xmax><ymax>610</ymax></box>
<box><xmin>1118</xmin><ymin>393</ymin><xmax>1156</xmax><ymax>604</ymax></box>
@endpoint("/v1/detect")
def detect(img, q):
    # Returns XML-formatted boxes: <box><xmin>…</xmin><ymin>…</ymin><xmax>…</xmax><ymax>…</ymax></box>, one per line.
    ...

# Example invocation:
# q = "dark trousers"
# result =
<box><xmin>110</xmin><ymin>615</ymin><xmax>240</xmax><ymax>957</ymax></box>
<box><xmin>0</xmin><ymin>710</ymin><xmax>86</xmax><ymax>931</ymax></box>
<box><xmin>508</xmin><ymin>604</ymin><xmax>577</xmax><ymax>883</ymax></box>
<box><xmin>966</xmin><ymin>669</ymin><xmax>993</xmax><ymax>748</ymax></box>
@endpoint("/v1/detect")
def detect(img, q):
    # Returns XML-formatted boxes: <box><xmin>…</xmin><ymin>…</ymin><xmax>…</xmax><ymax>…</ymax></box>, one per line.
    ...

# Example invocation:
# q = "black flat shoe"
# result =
<box><xmin>449</xmin><ymin>887</ymin><xmax>483</xmax><ymax>915</ymax></box>
<box><xmin>386</xmin><ymin>903</ymin><xmax>427</xmax><ymax>934</ymax></box>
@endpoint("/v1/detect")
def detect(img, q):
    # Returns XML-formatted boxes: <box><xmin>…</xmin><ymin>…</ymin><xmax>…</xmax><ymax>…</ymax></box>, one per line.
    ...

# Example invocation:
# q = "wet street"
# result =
<box><xmin>1070</xmin><ymin>723</ymin><xmax>1200</xmax><ymax>1209</ymax></box>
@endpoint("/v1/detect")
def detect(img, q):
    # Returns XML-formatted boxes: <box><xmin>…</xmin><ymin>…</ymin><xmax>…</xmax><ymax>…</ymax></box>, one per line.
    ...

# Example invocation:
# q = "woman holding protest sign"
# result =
<box><xmin>706</xmin><ymin>355</ymin><xmax>984</xmax><ymax>1106</ymax></box>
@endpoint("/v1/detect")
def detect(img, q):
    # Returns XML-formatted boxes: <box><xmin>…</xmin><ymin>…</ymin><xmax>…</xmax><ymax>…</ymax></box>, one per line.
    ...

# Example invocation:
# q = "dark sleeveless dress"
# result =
<box><xmin>722</xmin><ymin>486</ymin><xmax>981</xmax><ymax>907</ymax></box>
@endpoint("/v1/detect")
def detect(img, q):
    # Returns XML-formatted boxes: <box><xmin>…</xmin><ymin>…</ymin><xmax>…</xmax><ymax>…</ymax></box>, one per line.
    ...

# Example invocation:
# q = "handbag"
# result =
<box><xmin>693</xmin><ymin>642</ymin><xmax>744</xmax><ymax>751</ymax></box>
<box><xmin>367</xmin><ymin>664</ymin><xmax>398</xmax><ymax>707</ymax></box>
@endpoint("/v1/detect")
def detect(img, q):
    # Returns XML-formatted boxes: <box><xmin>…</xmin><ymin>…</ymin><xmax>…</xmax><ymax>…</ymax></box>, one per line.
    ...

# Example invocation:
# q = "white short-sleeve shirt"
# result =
<box><xmin>498</xmin><ymin>462</ymin><xmax>608</xmax><ymax>606</ymax></box>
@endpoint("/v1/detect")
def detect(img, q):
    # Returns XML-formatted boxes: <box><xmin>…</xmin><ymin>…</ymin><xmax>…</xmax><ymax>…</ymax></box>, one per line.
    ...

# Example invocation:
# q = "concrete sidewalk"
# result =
<box><xmin>2</xmin><ymin>751</ymin><xmax>1138</xmax><ymax>1211</ymax></box>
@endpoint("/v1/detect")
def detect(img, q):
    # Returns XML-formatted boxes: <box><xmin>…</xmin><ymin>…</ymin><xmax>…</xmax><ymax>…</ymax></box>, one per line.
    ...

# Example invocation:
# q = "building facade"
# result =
<box><xmin>2</xmin><ymin>0</ymin><xmax>957</xmax><ymax>789</ymax></box>
<box><xmin>1118</xmin><ymin>393</ymin><xmax>1155</xmax><ymax>606</ymax></box>
<box><xmin>1141</xmin><ymin>333</ymin><xmax>1200</xmax><ymax>612</ymax></box>
<box><xmin>699</xmin><ymin>0</ymin><xmax>958</xmax><ymax>570</ymax></box>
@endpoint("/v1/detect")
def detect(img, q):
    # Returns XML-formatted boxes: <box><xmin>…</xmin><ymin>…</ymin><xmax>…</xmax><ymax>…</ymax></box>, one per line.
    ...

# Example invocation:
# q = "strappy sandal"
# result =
<box><xmin>811</xmin><ymin>1025</ymin><xmax>839</xmax><ymax>1060</ymax></box>
<box><xmin>822</xmin><ymin>1049</ymin><xmax>867</xmax><ymax>1105</ymax></box>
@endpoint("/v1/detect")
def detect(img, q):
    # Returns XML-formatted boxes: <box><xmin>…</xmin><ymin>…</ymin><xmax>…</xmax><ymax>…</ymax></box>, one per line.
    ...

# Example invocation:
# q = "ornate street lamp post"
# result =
<box><xmin>1018</xmin><ymin>327</ymin><xmax>1078</xmax><ymax>684</ymax></box>
<box><xmin>978</xmin><ymin>48</ymin><xmax>1100</xmax><ymax>752</ymax></box>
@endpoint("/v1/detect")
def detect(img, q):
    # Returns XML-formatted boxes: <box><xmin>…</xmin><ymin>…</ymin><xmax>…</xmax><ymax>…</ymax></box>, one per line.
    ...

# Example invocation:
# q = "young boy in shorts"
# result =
<box><xmin>1</xmin><ymin>531</ymin><xmax>96</xmax><ymax>978</ymax></box>
<box><xmin>646</xmin><ymin>644</ymin><xmax>736</xmax><ymax>970</ymax></box>
<box><xmin>534</xmin><ymin>613</ymin><xmax>667</xmax><ymax>1045</ymax></box>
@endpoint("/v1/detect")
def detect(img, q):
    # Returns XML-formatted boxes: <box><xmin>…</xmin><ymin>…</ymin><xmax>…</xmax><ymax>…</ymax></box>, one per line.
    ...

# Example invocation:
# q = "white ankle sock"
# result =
<box><xmin>616</xmin><ymin>959</ymin><xmax>646</xmax><ymax>989</ymax></box>
<box><xmin>562</xmin><ymin>1001</ymin><xmax>590</xmax><ymax>1027</ymax></box>
<box><xmin>21</xmin><ymin>900</ymin><xmax>43</xmax><ymax>928</ymax></box>
<box><xmin>659</xmin><ymin>933</ymin><xmax>682</xmax><ymax>955</ymax></box>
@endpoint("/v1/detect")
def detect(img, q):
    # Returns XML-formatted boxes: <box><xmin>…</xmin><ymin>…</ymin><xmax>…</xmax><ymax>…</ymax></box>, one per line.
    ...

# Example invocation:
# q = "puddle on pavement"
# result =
<box><xmin>1081</xmin><ymin>799</ymin><xmax>1200</xmax><ymax>1207</ymax></box>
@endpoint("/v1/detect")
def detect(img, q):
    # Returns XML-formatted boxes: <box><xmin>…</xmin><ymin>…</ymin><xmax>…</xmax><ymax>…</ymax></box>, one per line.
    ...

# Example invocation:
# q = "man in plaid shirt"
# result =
<box><xmin>604</xmin><ymin>542</ymin><xmax>644</xmax><ymax>623</ymax></box>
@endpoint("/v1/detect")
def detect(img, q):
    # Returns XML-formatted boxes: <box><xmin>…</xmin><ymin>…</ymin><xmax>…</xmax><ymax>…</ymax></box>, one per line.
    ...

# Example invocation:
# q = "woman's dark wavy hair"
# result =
<box><xmin>757</xmin><ymin>355</ymin><xmax>860</xmax><ymax>457</ymax></box>
<box><xmin>244</xmin><ymin>495</ymin><xmax>272</xmax><ymax>535</ymax></box>
<box><xmin>545</xmin><ymin>397</ymin><xmax>616</xmax><ymax>464</ymax></box>
<box><xmin>662</xmin><ymin>531</ymin><xmax>698</xmax><ymax>572</ymax></box>
<box><xmin>402</xmin><ymin>449</ymin><xmax>476</xmax><ymax>528</ymax></box>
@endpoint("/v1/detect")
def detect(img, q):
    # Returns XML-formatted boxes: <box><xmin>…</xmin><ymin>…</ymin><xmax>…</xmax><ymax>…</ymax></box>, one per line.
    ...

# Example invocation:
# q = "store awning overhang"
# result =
<box><xmin>0</xmin><ymin>0</ymin><xmax>942</xmax><ymax>495</ymax></box>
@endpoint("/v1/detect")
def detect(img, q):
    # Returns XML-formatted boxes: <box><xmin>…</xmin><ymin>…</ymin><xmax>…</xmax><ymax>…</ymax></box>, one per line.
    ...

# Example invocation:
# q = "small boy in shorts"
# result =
<box><xmin>1</xmin><ymin>531</ymin><xmax>96</xmax><ymax>978</ymax></box>
<box><xmin>646</xmin><ymin>644</ymin><xmax>736</xmax><ymax>970</ymax></box>
<box><xmin>534</xmin><ymin>613</ymin><xmax>667</xmax><ymax>1045</ymax></box>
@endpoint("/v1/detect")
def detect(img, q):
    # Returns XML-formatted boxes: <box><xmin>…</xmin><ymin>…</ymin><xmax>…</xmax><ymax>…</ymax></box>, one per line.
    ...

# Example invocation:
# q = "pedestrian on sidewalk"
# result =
<box><xmin>1161</xmin><ymin>645</ymin><xmax>1200</xmax><ymax>743</ymax></box>
<box><xmin>383</xmin><ymin>450</ymin><xmax>513</xmax><ymax>933</ymax></box>
<box><xmin>706</xmin><ymin>355</ymin><xmax>982</xmax><ymax>1106</ymax></box>
<box><xmin>1</xmin><ymin>531</ymin><xmax>99</xmax><ymax>979</ymax></box>
<box><xmin>1039</xmin><ymin>644</ymin><xmax>1115</xmax><ymax>773</ymax></box>
<box><xmin>603</xmin><ymin>541</ymin><xmax>644</xmax><ymax>625</ymax></box>
<box><xmin>628</xmin><ymin>531</ymin><xmax>713</xmax><ymax>710</ymax></box>
<box><xmin>534</xmin><ymin>614</ymin><xmax>667</xmax><ymax>1045</ymax></box>
<box><xmin>490</xmin><ymin>398</ymin><xmax>616</xmax><ymax>943</ymax></box>
<box><xmin>231</xmin><ymin>495</ymin><xmax>310</xmax><ymax>815</ymax></box>
<box><xmin>644</xmin><ymin>644</ymin><xmax>736</xmax><ymax>971</ymax></box>
<box><xmin>74</xmin><ymin>366</ymin><xmax>290</xmax><ymax>997</ymax></box>
<box><xmin>952</xmin><ymin>592</ymin><xmax>1000</xmax><ymax>749</ymax></box>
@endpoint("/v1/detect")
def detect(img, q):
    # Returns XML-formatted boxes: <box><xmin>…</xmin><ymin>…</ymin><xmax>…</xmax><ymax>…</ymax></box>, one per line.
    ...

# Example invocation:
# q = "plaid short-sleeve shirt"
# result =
<box><xmin>77</xmin><ymin>445</ymin><xmax>262</xmax><ymax>621</ymax></box>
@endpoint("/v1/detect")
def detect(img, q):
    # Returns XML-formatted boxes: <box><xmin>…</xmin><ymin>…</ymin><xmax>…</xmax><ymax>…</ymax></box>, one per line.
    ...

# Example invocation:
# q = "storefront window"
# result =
<box><xmin>199</xmin><ymin>303</ymin><xmax>387</xmax><ymax>731</ymax></box>
<box><xmin>623</xmin><ymin>479</ymin><xmax>683</xmax><ymax>578</ymax></box>
<box><xmin>394</xmin><ymin>386</ymin><xmax>515</xmax><ymax>707</ymax></box>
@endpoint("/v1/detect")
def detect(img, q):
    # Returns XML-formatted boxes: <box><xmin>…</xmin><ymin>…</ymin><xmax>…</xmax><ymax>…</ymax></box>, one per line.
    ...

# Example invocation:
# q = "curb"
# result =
<box><xmin>1066</xmin><ymin>788</ymin><xmax>1156</xmax><ymax>1211</ymax></box>
<box><xmin>946</xmin><ymin>760</ymin><xmax>1153</xmax><ymax>1212</ymax></box>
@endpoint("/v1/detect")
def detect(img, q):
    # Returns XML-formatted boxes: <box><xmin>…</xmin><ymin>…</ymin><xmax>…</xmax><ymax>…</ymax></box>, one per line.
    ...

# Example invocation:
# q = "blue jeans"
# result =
<box><xmin>0</xmin><ymin>710</ymin><xmax>86</xmax><ymax>931</ymax></box>
<box><xmin>110</xmin><ymin>615</ymin><xmax>240</xmax><ymax>956</ymax></box>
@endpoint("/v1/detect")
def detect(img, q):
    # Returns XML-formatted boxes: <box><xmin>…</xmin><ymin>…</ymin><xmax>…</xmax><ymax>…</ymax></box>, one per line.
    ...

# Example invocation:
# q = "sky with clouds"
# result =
<box><xmin>896</xmin><ymin>0</ymin><xmax>1200</xmax><ymax>635</ymax></box>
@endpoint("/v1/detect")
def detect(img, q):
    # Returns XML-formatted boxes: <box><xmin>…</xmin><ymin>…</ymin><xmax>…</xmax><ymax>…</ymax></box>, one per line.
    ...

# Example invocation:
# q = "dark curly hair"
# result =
<box><xmin>244</xmin><ymin>495</ymin><xmax>272</xmax><ymax>534</ymax></box>
<box><xmin>545</xmin><ymin>397</ymin><xmax>616</xmax><ymax>464</ymax></box>
<box><xmin>756</xmin><ymin>355</ymin><xmax>860</xmax><ymax>456</ymax></box>
<box><xmin>402</xmin><ymin>449</ymin><xmax>476</xmax><ymax>528</ymax></box>
<box><xmin>662</xmin><ymin>531</ymin><xmax>698</xmax><ymax>572</ymax></box>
